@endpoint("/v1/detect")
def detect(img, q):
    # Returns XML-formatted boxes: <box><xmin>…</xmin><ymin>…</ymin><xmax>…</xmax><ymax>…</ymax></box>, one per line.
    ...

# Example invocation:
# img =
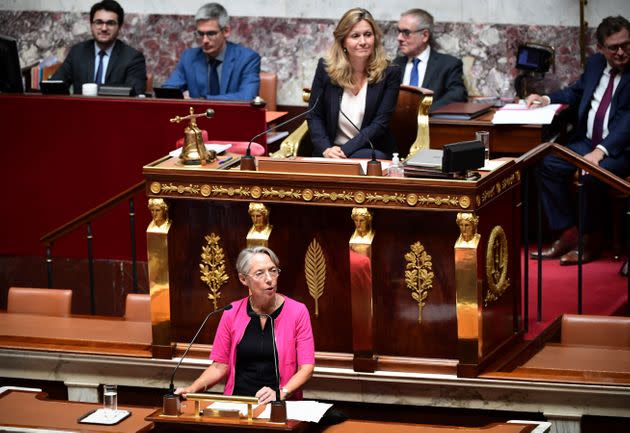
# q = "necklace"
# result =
<box><xmin>250</xmin><ymin>294</ymin><xmax>280</xmax><ymax>315</ymax></box>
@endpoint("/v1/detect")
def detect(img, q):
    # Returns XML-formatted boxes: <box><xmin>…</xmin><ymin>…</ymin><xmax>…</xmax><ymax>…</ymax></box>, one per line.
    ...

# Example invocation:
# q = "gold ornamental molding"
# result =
<box><xmin>199</xmin><ymin>233</ymin><xmax>229</xmax><ymax>310</ymax></box>
<box><xmin>484</xmin><ymin>225</ymin><xmax>510</xmax><ymax>306</ymax></box>
<box><xmin>150</xmin><ymin>181</ymin><xmax>470</xmax><ymax>209</ymax></box>
<box><xmin>404</xmin><ymin>242</ymin><xmax>434</xmax><ymax>323</ymax></box>
<box><xmin>305</xmin><ymin>239</ymin><xmax>326</xmax><ymax>318</ymax></box>
<box><xmin>476</xmin><ymin>170</ymin><xmax>521</xmax><ymax>207</ymax></box>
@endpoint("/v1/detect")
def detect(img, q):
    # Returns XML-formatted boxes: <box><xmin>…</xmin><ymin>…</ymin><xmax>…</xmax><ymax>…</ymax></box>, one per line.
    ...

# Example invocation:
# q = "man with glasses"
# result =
<box><xmin>163</xmin><ymin>3</ymin><xmax>260</xmax><ymax>100</ymax></box>
<box><xmin>52</xmin><ymin>0</ymin><xmax>146</xmax><ymax>95</ymax></box>
<box><xmin>526</xmin><ymin>16</ymin><xmax>630</xmax><ymax>265</ymax></box>
<box><xmin>392</xmin><ymin>8</ymin><xmax>467</xmax><ymax>110</ymax></box>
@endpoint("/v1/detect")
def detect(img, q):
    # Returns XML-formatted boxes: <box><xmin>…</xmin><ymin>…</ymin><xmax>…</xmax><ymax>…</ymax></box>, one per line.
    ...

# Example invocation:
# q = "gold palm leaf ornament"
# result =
<box><xmin>199</xmin><ymin>233</ymin><xmax>229</xmax><ymax>310</ymax></box>
<box><xmin>404</xmin><ymin>242</ymin><xmax>434</xmax><ymax>323</ymax></box>
<box><xmin>305</xmin><ymin>239</ymin><xmax>326</xmax><ymax>317</ymax></box>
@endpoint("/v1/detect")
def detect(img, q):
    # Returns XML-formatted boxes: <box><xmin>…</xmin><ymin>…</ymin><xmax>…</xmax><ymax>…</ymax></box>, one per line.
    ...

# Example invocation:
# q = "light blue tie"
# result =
<box><xmin>409</xmin><ymin>58</ymin><xmax>420</xmax><ymax>87</ymax></box>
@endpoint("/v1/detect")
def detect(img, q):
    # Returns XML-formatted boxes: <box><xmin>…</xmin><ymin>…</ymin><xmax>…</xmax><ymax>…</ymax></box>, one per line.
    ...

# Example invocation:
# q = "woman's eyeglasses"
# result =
<box><xmin>246</xmin><ymin>268</ymin><xmax>281</xmax><ymax>280</ymax></box>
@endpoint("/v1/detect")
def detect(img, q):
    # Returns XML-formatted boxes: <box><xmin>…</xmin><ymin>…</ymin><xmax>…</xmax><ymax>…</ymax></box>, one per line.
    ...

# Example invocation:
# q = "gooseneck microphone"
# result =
<box><xmin>338</xmin><ymin>102</ymin><xmax>383</xmax><ymax>176</ymax></box>
<box><xmin>167</xmin><ymin>303</ymin><xmax>233</xmax><ymax>395</ymax></box>
<box><xmin>240</xmin><ymin>94</ymin><xmax>321</xmax><ymax>171</ymax></box>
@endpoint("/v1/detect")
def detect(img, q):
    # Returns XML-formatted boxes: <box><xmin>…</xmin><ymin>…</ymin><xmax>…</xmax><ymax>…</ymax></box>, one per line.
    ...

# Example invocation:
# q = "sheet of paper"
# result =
<box><xmin>207</xmin><ymin>401</ymin><xmax>248</xmax><ymax>416</ymax></box>
<box><xmin>256</xmin><ymin>400</ymin><xmax>333</xmax><ymax>423</ymax></box>
<box><xmin>491</xmin><ymin>103</ymin><xmax>562</xmax><ymax>125</ymax></box>
<box><xmin>479</xmin><ymin>159</ymin><xmax>508</xmax><ymax>171</ymax></box>
<box><xmin>169</xmin><ymin>143</ymin><xmax>232</xmax><ymax>157</ymax></box>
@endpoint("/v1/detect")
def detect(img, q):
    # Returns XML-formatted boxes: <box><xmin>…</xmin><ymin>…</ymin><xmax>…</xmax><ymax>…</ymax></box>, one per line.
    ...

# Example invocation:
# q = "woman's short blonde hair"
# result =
<box><xmin>325</xmin><ymin>8</ymin><xmax>389</xmax><ymax>89</ymax></box>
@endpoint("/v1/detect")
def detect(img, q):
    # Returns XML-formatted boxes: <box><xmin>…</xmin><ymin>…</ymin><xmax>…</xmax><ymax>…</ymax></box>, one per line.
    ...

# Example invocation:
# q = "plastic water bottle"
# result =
<box><xmin>389</xmin><ymin>152</ymin><xmax>404</xmax><ymax>177</ymax></box>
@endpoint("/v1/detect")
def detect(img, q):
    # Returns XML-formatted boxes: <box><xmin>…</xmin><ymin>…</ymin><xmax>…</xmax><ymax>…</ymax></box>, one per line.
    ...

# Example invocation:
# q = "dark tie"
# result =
<box><xmin>409</xmin><ymin>58</ymin><xmax>420</xmax><ymax>87</ymax></box>
<box><xmin>208</xmin><ymin>58</ymin><xmax>221</xmax><ymax>95</ymax></box>
<box><xmin>94</xmin><ymin>50</ymin><xmax>106</xmax><ymax>85</ymax></box>
<box><xmin>591</xmin><ymin>69</ymin><xmax>618</xmax><ymax>147</ymax></box>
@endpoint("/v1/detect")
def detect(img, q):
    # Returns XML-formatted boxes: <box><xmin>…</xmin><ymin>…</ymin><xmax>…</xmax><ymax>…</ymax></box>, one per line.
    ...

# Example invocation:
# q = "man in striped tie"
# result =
<box><xmin>527</xmin><ymin>16</ymin><xmax>630</xmax><ymax>265</ymax></box>
<box><xmin>392</xmin><ymin>8</ymin><xmax>467</xmax><ymax>110</ymax></box>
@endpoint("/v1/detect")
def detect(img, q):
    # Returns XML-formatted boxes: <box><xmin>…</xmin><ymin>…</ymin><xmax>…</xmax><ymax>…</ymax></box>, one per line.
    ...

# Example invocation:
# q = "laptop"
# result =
<box><xmin>153</xmin><ymin>87</ymin><xmax>184</xmax><ymax>99</ymax></box>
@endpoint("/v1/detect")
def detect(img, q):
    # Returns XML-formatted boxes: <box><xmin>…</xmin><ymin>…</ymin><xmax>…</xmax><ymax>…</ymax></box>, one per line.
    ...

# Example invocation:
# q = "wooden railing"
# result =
<box><xmin>40</xmin><ymin>181</ymin><xmax>146</xmax><ymax>314</ymax></box>
<box><xmin>517</xmin><ymin>142</ymin><xmax>630</xmax><ymax>325</ymax></box>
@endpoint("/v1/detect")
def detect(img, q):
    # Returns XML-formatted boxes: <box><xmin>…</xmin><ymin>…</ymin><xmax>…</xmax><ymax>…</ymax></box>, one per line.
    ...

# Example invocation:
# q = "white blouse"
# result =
<box><xmin>334</xmin><ymin>81</ymin><xmax>368</xmax><ymax>146</ymax></box>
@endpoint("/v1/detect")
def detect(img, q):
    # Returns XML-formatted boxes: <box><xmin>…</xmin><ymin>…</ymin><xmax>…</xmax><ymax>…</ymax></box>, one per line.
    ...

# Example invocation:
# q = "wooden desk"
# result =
<box><xmin>0</xmin><ymin>390</ymin><xmax>155</xmax><ymax>433</ymax></box>
<box><xmin>0</xmin><ymin>93</ymin><xmax>266</xmax><ymax>258</ymax></box>
<box><xmin>322</xmin><ymin>420</ymin><xmax>544</xmax><ymax>433</ymax></box>
<box><xmin>0</xmin><ymin>312</ymin><xmax>152</xmax><ymax>357</ymax></box>
<box><xmin>143</xmin><ymin>156</ymin><xmax>524</xmax><ymax>376</ymax></box>
<box><xmin>429</xmin><ymin>109</ymin><xmax>565</xmax><ymax>155</ymax></box>
<box><xmin>147</xmin><ymin>401</ymin><xmax>307</xmax><ymax>433</ymax></box>
<box><xmin>266</xmin><ymin>111</ymin><xmax>288</xmax><ymax>123</ymax></box>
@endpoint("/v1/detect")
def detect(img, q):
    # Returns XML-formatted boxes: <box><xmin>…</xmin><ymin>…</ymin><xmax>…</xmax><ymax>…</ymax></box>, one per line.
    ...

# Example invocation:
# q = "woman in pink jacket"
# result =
<box><xmin>176</xmin><ymin>247</ymin><xmax>315</xmax><ymax>404</ymax></box>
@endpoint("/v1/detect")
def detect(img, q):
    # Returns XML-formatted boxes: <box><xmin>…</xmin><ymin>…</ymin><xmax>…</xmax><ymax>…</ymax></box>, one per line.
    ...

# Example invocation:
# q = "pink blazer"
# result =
<box><xmin>210</xmin><ymin>295</ymin><xmax>315</xmax><ymax>399</ymax></box>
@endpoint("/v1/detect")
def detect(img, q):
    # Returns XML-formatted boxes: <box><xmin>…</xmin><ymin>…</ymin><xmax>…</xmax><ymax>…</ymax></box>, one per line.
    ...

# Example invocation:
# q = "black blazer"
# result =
<box><xmin>307</xmin><ymin>58</ymin><xmax>402</xmax><ymax>158</ymax></box>
<box><xmin>52</xmin><ymin>39</ymin><xmax>147</xmax><ymax>95</ymax></box>
<box><xmin>393</xmin><ymin>49</ymin><xmax>467</xmax><ymax>110</ymax></box>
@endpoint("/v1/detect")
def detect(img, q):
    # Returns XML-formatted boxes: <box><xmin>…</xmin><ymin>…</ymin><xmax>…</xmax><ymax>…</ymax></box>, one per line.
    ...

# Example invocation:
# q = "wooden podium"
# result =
<box><xmin>143</xmin><ymin>156</ymin><xmax>523</xmax><ymax>377</ymax></box>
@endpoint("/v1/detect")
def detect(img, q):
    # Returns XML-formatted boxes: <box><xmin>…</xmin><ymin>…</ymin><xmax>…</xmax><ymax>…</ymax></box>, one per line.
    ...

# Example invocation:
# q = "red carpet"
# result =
<box><xmin>522</xmin><ymin>249</ymin><xmax>628</xmax><ymax>339</ymax></box>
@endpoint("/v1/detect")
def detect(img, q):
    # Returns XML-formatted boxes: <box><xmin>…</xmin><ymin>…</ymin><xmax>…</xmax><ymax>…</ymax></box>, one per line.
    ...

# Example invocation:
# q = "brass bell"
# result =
<box><xmin>169</xmin><ymin>108</ymin><xmax>216</xmax><ymax>165</ymax></box>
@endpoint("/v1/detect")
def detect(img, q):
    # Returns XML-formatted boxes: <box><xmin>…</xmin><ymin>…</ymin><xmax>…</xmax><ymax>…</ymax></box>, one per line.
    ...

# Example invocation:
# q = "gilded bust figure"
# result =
<box><xmin>455</xmin><ymin>212</ymin><xmax>480</xmax><ymax>247</ymax></box>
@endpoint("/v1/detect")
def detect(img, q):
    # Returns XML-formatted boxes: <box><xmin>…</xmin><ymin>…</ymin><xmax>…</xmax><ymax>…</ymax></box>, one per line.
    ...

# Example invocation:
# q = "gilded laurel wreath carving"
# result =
<box><xmin>484</xmin><ymin>226</ymin><xmax>510</xmax><ymax>306</ymax></box>
<box><xmin>404</xmin><ymin>242</ymin><xmax>434</xmax><ymax>323</ymax></box>
<box><xmin>199</xmin><ymin>233</ymin><xmax>229</xmax><ymax>310</ymax></box>
<box><xmin>305</xmin><ymin>239</ymin><xmax>326</xmax><ymax>318</ymax></box>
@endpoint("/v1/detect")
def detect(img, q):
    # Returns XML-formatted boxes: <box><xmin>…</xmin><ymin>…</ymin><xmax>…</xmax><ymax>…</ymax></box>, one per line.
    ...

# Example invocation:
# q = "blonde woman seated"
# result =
<box><xmin>308</xmin><ymin>8</ymin><xmax>402</xmax><ymax>159</ymax></box>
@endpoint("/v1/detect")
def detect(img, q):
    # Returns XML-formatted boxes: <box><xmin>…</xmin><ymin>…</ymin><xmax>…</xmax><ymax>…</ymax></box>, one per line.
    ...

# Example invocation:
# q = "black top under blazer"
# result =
<box><xmin>307</xmin><ymin>58</ymin><xmax>402</xmax><ymax>158</ymax></box>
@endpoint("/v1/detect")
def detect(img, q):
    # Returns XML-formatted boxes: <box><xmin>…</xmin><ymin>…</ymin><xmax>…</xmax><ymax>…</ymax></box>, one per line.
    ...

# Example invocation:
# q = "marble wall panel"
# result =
<box><xmin>1</xmin><ymin>10</ymin><xmax>597</xmax><ymax>105</ymax></box>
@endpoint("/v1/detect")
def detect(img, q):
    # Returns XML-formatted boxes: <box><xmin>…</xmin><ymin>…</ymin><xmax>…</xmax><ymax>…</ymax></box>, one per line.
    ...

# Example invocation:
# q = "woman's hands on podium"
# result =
<box><xmin>255</xmin><ymin>386</ymin><xmax>277</xmax><ymax>405</ymax></box>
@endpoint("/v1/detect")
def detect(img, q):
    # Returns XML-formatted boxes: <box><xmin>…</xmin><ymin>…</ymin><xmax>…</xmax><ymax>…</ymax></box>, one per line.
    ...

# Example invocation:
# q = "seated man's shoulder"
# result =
<box><xmin>430</xmin><ymin>49</ymin><xmax>462</xmax><ymax>66</ymax></box>
<box><xmin>227</xmin><ymin>41</ymin><xmax>260</xmax><ymax>61</ymax></box>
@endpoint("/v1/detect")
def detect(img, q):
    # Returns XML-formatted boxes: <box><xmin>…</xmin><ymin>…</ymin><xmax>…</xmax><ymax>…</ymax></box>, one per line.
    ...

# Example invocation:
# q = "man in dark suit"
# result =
<box><xmin>163</xmin><ymin>3</ymin><xmax>260</xmax><ymax>101</ymax></box>
<box><xmin>527</xmin><ymin>16</ymin><xmax>630</xmax><ymax>265</ymax></box>
<box><xmin>52</xmin><ymin>0</ymin><xmax>146</xmax><ymax>95</ymax></box>
<box><xmin>393</xmin><ymin>8</ymin><xmax>467</xmax><ymax>110</ymax></box>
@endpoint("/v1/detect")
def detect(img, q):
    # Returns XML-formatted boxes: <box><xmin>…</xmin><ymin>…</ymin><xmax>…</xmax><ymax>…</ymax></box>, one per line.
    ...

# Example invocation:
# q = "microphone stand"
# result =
<box><xmin>338</xmin><ymin>108</ymin><xmax>382</xmax><ymax>176</ymax></box>
<box><xmin>259</xmin><ymin>313</ymin><xmax>287</xmax><ymax>423</ymax></box>
<box><xmin>240</xmin><ymin>95</ymin><xmax>321</xmax><ymax>171</ymax></box>
<box><xmin>163</xmin><ymin>304</ymin><xmax>233</xmax><ymax>416</ymax></box>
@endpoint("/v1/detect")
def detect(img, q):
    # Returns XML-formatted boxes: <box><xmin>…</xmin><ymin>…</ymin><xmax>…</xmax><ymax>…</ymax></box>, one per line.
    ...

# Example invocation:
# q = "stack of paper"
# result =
<box><xmin>257</xmin><ymin>400</ymin><xmax>333</xmax><ymax>423</ymax></box>
<box><xmin>492</xmin><ymin>103</ymin><xmax>562</xmax><ymax>125</ymax></box>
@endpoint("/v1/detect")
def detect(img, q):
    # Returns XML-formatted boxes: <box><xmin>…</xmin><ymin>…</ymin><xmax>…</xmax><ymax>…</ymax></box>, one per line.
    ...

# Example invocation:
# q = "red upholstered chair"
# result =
<box><xmin>7</xmin><ymin>287</ymin><xmax>72</xmax><ymax>317</ymax></box>
<box><xmin>124</xmin><ymin>293</ymin><xmax>151</xmax><ymax>322</ymax></box>
<box><xmin>175</xmin><ymin>130</ymin><xmax>265</xmax><ymax>156</ymax></box>
<box><xmin>229</xmin><ymin>141</ymin><xmax>265</xmax><ymax>156</ymax></box>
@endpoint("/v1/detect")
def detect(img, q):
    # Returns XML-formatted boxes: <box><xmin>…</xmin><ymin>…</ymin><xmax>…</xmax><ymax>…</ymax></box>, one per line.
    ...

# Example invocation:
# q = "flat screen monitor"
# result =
<box><xmin>0</xmin><ymin>34</ymin><xmax>24</xmax><ymax>93</ymax></box>
<box><xmin>516</xmin><ymin>44</ymin><xmax>553</xmax><ymax>73</ymax></box>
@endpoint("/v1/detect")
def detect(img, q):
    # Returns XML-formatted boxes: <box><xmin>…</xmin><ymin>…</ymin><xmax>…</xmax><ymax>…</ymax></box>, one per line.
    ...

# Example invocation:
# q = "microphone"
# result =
<box><xmin>338</xmin><ymin>107</ymin><xmax>383</xmax><ymax>176</ymax></box>
<box><xmin>257</xmin><ymin>312</ymin><xmax>287</xmax><ymax>423</ymax></box>
<box><xmin>167</xmin><ymin>303</ymin><xmax>233</xmax><ymax>396</ymax></box>
<box><xmin>240</xmin><ymin>93</ymin><xmax>321</xmax><ymax>171</ymax></box>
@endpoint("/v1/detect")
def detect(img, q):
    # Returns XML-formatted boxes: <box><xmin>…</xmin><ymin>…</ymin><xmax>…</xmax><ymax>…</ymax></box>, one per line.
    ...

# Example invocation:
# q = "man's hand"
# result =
<box><xmin>525</xmin><ymin>94</ymin><xmax>548</xmax><ymax>108</ymax></box>
<box><xmin>583</xmin><ymin>148</ymin><xmax>605</xmax><ymax>166</ymax></box>
<box><xmin>323</xmin><ymin>146</ymin><xmax>347</xmax><ymax>159</ymax></box>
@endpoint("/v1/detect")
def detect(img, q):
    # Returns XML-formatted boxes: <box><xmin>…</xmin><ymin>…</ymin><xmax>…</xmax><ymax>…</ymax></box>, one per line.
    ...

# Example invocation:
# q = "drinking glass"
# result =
<box><xmin>476</xmin><ymin>130</ymin><xmax>490</xmax><ymax>162</ymax></box>
<box><xmin>103</xmin><ymin>384</ymin><xmax>118</xmax><ymax>417</ymax></box>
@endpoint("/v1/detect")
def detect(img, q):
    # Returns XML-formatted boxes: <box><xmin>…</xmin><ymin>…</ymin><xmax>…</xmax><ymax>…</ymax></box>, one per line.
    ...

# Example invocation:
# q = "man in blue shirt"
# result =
<box><xmin>163</xmin><ymin>2</ymin><xmax>260</xmax><ymax>100</ymax></box>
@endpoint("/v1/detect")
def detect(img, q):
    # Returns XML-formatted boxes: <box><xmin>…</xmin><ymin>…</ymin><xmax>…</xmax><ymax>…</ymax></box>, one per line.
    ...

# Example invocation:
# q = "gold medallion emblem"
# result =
<box><xmin>484</xmin><ymin>226</ymin><xmax>510</xmax><ymax>306</ymax></box>
<box><xmin>150</xmin><ymin>182</ymin><xmax>161</xmax><ymax>194</ymax></box>
<box><xmin>251</xmin><ymin>186</ymin><xmax>262</xmax><ymax>199</ymax></box>
<box><xmin>200</xmin><ymin>184</ymin><xmax>211</xmax><ymax>197</ymax></box>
